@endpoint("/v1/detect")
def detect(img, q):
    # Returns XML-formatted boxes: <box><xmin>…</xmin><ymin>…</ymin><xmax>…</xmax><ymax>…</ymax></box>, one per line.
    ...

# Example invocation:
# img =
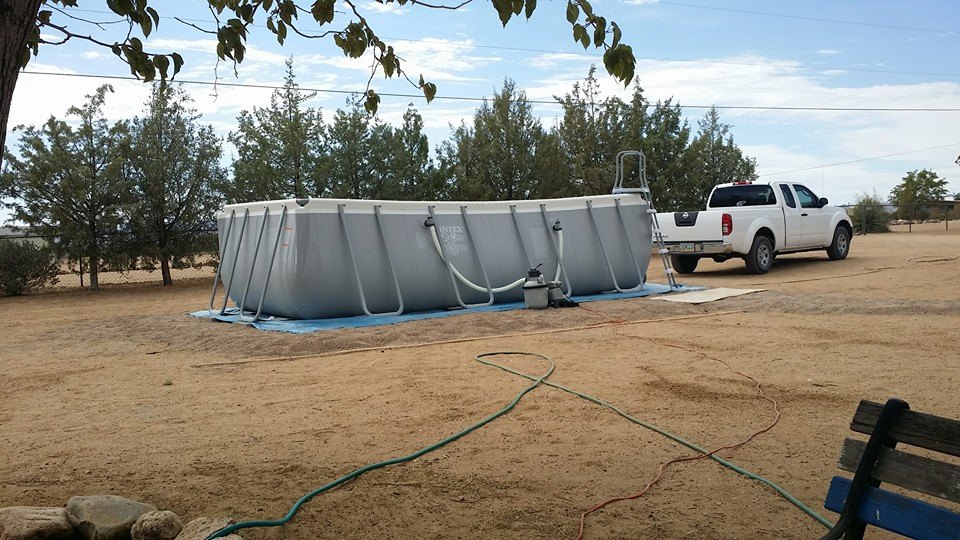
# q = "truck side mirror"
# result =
<box><xmin>819</xmin><ymin>197</ymin><xmax>828</xmax><ymax>207</ymax></box>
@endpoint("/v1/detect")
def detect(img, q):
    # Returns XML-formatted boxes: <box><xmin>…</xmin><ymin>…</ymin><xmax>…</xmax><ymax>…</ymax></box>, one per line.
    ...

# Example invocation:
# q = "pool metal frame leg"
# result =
<box><xmin>235</xmin><ymin>205</ymin><xmax>291</xmax><ymax>323</ymax></box>
<box><xmin>338</xmin><ymin>203</ymin><xmax>405</xmax><ymax>316</ymax></box>
<box><xmin>540</xmin><ymin>204</ymin><xmax>573</xmax><ymax>296</ymax></box>
<box><xmin>509</xmin><ymin>205</ymin><xmax>535</xmax><ymax>270</ymax></box>
<box><xmin>427</xmin><ymin>205</ymin><xmax>494</xmax><ymax>308</ymax></box>
<box><xmin>237</xmin><ymin>206</ymin><xmax>270</xmax><ymax>318</ymax></box>
<box><xmin>207</xmin><ymin>208</ymin><xmax>236</xmax><ymax>315</ymax></box>
<box><xmin>209</xmin><ymin>207</ymin><xmax>251</xmax><ymax>315</ymax></box>
<box><xmin>586</xmin><ymin>199</ymin><xmax>644</xmax><ymax>293</ymax></box>
<box><xmin>244</xmin><ymin>205</ymin><xmax>289</xmax><ymax>323</ymax></box>
<box><xmin>614</xmin><ymin>199</ymin><xmax>648</xmax><ymax>286</ymax></box>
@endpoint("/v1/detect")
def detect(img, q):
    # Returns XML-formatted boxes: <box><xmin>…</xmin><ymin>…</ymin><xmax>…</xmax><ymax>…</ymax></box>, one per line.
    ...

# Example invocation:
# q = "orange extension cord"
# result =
<box><xmin>573</xmin><ymin>303</ymin><xmax>782</xmax><ymax>540</ymax></box>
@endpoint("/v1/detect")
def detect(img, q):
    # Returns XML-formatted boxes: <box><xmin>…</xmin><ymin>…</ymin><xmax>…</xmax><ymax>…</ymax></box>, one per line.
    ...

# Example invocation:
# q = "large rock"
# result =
<box><xmin>129</xmin><ymin>512</ymin><xmax>181</xmax><ymax>540</ymax></box>
<box><xmin>66</xmin><ymin>496</ymin><xmax>156</xmax><ymax>540</ymax></box>
<box><xmin>173</xmin><ymin>518</ymin><xmax>240</xmax><ymax>540</ymax></box>
<box><xmin>0</xmin><ymin>506</ymin><xmax>75</xmax><ymax>540</ymax></box>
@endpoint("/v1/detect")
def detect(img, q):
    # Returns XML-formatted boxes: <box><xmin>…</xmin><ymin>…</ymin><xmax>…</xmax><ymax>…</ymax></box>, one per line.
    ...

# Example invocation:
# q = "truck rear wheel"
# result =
<box><xmin>826</xmin><ymin>226</ymin><xmax>851</xmax><ymax>260</ymax></box>
<box><xmin>670</xmin><ymin>255</ymin><xmax>699</xmax><ymax>274</ymax></box>
<box><xmin>745</xmin><ymin>236</ymin><xmax>774</xmax><ymax>274</ymax></box>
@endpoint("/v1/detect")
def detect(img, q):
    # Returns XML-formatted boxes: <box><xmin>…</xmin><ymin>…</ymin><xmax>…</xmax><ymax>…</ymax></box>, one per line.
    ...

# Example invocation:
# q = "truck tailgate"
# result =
<box><xmin>656</xmin><ymin>211</ymin><xmax>723</xmax><ymax>242</ymax></box>
<box><xmin>654</xmin><ymin>211</ymin><xmax>730</xmax><ymax>255</ymax></box>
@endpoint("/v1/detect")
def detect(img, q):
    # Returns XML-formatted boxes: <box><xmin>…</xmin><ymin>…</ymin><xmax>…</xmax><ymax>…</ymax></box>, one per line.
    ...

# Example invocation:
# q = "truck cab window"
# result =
<box><xmin>793</xmin><ymin>185</ymin><xmax>820</xmax><ymax>209</ymax></box>
<box><xmin>709</xmin><ymin>185</ymin><xmax>777</xmax><ymax>207</ymax></box>
<box><xmin>779</xmin><ymin>185</ymin><xmax>796</xmax><ymax>208</ymax></box>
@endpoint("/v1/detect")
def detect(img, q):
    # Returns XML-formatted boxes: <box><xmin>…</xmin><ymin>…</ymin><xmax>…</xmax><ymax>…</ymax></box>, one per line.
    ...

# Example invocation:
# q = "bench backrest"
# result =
<box><xmin>822</xmin><ymin>399</ymin><xmax>960</xmax><ymax>540</ymax></box>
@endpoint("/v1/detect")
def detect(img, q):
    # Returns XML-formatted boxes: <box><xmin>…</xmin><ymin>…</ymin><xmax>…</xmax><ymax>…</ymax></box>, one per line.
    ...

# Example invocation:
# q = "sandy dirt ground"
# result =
<box><xmin>2</xmin><ymin>224</ymin><xmax>959</xmax><ymax>539</ymax></box>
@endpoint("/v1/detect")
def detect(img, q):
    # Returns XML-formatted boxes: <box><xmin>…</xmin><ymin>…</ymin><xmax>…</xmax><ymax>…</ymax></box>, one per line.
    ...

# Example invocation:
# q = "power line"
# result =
<box><xmin>761</xmin><ymin>142</ymin><xmax>960</xmax><ymax>177</ymax></box>
<box><xmin>21</xmin><ymin>70</ymin><xmax>960</xmax><ymax>112</ymax></box>
<box><xmin>654</xmin><ymin>1</ymin><xmax>957</xmax><ymax>35</ymax></box>
<box><xmin>62</xmin><ymin>8</ymin><xmax>960</xmax><ymax>79</ymax></box>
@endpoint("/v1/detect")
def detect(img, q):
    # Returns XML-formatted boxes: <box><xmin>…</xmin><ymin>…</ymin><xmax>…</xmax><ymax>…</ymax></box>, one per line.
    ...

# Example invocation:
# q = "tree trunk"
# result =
<box><xmin>0</xmin><ymin>0</ymin><xmax>44</xmax><ymax>166</ymax></box>
<box><xmin>160</xmin><ymin>257</ymin><xmax>173</xmax><ymax>286</ymax></box>
<box><xmin>87</xmin><ymin>225</ymin><xmax>99</xmax><ymax>291</ymax></box>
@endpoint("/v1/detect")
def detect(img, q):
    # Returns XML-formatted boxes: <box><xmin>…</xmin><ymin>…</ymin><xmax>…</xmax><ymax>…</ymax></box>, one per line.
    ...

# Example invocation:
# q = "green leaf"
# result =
<box><xmin>383</xmin><ymin>48</ymin><xmax>396</xmax><ymax>77</ymax></box>
<box><xmin>511</xmin><ymin>0</ymin><xmax>523</xmax><ymax>15</ymax></box>
<box><xmin>364</xmin><ymin>91</ymin><xmax>381</xmax><ymax>114</ymax></box>
<box><xmin>491</xmin><ymin>0</ymin><xmax>513</xmax><ymax>26</ymax></box>
<box><xmin>140</xmin><ymin>13</ymin><xmax>152</xmax><ymax>37</ymax></box>
<box><xmin>311</xmin><ymin>0</ymin><xmax>335</xmax><ymax>25</ymax></box>
<box><xmin>565</xmin><ymin>1</ymin><xmax>579</xmax><ymax>23</ymax></box>
<box><xmin>422</xmin><ymin>82</ymin><xmax>437</xmax><ymax>103</ymax></box>
<box><xmin>171</xmin><ymin>52</ymin><xmax>184</xmax><ymax>75</ymax></box>
<box><xmin>593</xmin><ymin>17</ymin><xmax>605</xmax><ymax>47</ymax></box>
<box><xmin>611</xmin><ymin>21</ymin><xmax>621</xmax><ymax>48</ymax></box>
<box><xmin>153</xmin><ymin>55</ymin><xmax>169</xmax><ymax>81</ymax></box>
<box><xmin>524</xmin><ymin>0</ymin><xmax>537</xmax><ymax>19</ymax></box>
<box><xmin>580</xmin><ymin>0</ymin><xmax>593</xmax><ymax>17</ymax></box>
<box><xmin>619</xmin><ymin>45</ymin><xmax>635</xmax><ymax>86</ymax></box>
<box><xmin>573</xmin><ymin>24</ymin><xmax>589</xmax><ymax>49</ymax></box>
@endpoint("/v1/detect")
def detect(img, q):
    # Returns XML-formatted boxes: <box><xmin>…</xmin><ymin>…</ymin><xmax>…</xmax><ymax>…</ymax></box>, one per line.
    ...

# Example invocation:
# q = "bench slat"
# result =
<box><xmin>852</xmin><ymin>400</ymin><xmax>960</xmax><ymax>457</ymax></box>
<box><xmin>838</xmin><ymin>438</ymin><xmax>960</xmax><ymax>504</ymax></box>
<box><xmin>825</xmin><ymin>476</ymin><xmax>960</xmax><ymax>540</ymax></box>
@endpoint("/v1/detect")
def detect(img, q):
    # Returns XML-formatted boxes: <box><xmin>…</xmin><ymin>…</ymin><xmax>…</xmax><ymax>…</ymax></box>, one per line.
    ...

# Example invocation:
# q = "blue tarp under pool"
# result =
<box><xmin>190</xmin><ymin>283</ymin><xmax>700</xmax><ymax>334</ymax></box>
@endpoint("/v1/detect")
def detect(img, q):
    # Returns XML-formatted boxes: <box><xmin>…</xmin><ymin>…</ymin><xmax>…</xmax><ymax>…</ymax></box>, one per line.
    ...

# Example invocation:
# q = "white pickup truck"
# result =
<box><xmin>656</xmin><ymin>181</ymin><xmax>853</xmax><ymax>274</ymax></box>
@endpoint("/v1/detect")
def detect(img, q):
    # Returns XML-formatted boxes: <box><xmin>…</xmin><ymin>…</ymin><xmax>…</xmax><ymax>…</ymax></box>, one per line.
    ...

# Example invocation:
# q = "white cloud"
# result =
<box><xmin>81</xmin><ymin>51</ymin><xmax>104</xmax><ymax>60</ymax></box>
<box><xmin>362</xmin><ymin>1</ymin><xmax>406</xmax><ymax>15</ymax></box>
<box><xmin>817</xmin><ymin>49</ymin><xmax>841</xmax><ymax>55</ymax></box>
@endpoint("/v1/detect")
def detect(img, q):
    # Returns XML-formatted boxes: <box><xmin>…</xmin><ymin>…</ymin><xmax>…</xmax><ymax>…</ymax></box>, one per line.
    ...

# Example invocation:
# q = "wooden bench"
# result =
<box><xmin>820</xmin><ymin>398</ymin><xmax>960</xmax><ymax>540</ymax></box>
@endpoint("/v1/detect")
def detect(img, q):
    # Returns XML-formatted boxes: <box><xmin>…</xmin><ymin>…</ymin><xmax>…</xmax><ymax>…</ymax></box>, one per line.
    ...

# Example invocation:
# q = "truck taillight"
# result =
<box><xmin>722</xmin><ymin>213</ymin><xmax>733</xmax><ymax>236</ymax></box>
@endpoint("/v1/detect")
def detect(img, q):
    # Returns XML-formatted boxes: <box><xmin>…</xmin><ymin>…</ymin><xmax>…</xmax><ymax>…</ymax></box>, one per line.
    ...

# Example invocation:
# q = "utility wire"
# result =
<box><xmin>20</xmin><ymin>70</ymin><xmax>960</xmax><ymax>112</ymax></box>
<box><xmin>60</xmin><ymin>8</ymin><xmax>960</xmax><ymax>78</ymax></box>
<box><xmin>761</xmin><ymin>142</ymin><xmax>960</xmax><ymax>177</ymax></box>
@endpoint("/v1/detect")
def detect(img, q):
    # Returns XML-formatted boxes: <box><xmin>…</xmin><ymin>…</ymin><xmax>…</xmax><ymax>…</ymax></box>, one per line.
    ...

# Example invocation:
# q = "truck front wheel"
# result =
<box><xmin>670</xmin><ymin>255</ymin><xmax>699</xmax><ymax>274</ymax></box>
<box><xmin>826</xmin><ymin>226</ymin><xmax>851</xmax><ymax>260</ymax></box>
<box><xmin>745</xmin><ymin>236</ymin><xmax>774</xmax><ymax>274</ymax></box>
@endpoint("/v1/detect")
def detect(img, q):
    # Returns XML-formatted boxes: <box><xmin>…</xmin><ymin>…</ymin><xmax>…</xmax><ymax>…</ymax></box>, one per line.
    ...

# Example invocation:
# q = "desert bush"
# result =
<box><xmin>0</xmin><ymin>240</ymin><xmax>60</xmax><ymax>296</ymax></box>
<box><xmin>848</xmin><ymin>192</ymin><xmax>891</xmax><ymax>234</ymax></box>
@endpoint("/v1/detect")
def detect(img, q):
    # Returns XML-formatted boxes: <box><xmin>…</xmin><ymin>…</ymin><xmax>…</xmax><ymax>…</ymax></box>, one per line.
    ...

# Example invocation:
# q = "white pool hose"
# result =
<box><xmin>427</xmin><ymin>225</ymin><xmax>564</xmax><ymax>294</ymax></box>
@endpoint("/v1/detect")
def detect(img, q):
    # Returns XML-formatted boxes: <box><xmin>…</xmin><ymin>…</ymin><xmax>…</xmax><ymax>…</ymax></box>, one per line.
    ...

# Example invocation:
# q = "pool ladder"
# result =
<box><xmin>608</xmin><ymin>150</ymin><xmax>679</xmax><ymax>290</ymax></box>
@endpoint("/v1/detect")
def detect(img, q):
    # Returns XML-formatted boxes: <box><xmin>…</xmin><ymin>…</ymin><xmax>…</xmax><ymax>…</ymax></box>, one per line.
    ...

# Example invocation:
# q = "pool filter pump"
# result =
<box><xmin>522</xmin><ymin>265</ymin><xmax>549</xmax><ymax>309</ymax></box>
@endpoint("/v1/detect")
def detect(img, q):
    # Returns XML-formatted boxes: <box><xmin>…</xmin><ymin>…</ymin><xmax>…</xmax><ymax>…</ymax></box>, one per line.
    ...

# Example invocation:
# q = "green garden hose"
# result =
<box><xmin>206</xmin><ymin>352</ymin><xmax>554</xmax><ymax>539</ymax></box>
<box><xmin>206</xmin><ymin>351</ymin><xmax>832</xmax><ymax>539</ymax></box>
<box><xmin>481</xmin><ymin>360</ymin><xmax>834</xmax><ymax>529</ymax></box>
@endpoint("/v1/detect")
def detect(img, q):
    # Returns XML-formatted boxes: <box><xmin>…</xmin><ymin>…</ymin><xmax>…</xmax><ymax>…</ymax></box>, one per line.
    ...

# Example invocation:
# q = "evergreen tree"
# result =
<box><xmin>126</xmin><ymin>84</ymin><xmax>226</xmax><ymax>286</ymax></box>
<box><xmin>327</xmin><ymin>99</ymin><xmax>379</xmax><ymax>199</ymax></box>
<box><xmin>556</xmin><ymin>66</ymin><xmax>630</xmax><ymax>196</ymax></box>
<box><xmin>391</xmin><ymin>105</ymin><xmax>440</xmax><ymax>200</ymax></box>
<box><xmin>1</xmin><ymin>85</ymin><xmax>130</xmax><ymax>290</ymax></box>
<box><xmin>640</xmin><ymin>98</ymin><xmax>691</xmax><ymax>211</ymax></box>
<box><xmin>682</xmin><ymin>107</ymin><xmax>757</xmax><ymax>208</ymax></box>
<box><xmin>439</xmin><ymin>79</ymin><xmax>550</xmax><ymax>200</ymax></box>
<box><xmin>228</xmin><ymin>58</ymin><xmax>326</xmax><ymax>202</ymax></box>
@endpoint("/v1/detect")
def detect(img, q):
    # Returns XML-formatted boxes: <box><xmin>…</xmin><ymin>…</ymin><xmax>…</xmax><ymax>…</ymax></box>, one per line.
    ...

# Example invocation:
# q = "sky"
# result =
<box><xmin>6</xmin><ymin>0</ymin><xmax>960</xmax><ymax>215</ymax></box>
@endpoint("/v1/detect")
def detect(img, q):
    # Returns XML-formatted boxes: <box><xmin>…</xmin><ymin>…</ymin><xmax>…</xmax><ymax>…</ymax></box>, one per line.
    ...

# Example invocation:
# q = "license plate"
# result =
<box><xmin>677</xmin><ymin>242</ymin><xmax>696</xmax><ymax>252</ymax></box>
